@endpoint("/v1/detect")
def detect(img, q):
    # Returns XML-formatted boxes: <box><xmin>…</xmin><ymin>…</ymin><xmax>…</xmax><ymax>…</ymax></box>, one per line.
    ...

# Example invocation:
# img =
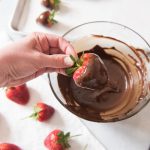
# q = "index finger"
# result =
<box><xmin>45</xmin><ymin>34</ymin><xmax>78</xmax><ymax>58</ymax></box>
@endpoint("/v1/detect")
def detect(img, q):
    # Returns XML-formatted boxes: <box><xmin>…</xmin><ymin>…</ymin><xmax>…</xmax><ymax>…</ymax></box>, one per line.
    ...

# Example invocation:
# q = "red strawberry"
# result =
<box><xmin>41</xmin><ymin>0</ymin><xmax>60</xmax><ymax>9</ymax></box>
<box><xmin>44</xmin><ymin>129</ymin><xmax>71</xmax><ymax>150</ymax></box>
<box><xmin>66</xmin><ymin>53</ymin><xmax>108</xmax><ymax>90</ymax></box>
<box><xmin>36</xmin><ymin>10</ymin><xmax>57</xmax><ymax>27</ymax></box>
<box><xmin>0</xmin><ymin>143</ymin><xmax>21</xmax><ymax>150</ymax></box>
<box><xmin>29</xmin><ymin>102</ymin><xmax>55</xmax><ymax>122</ymax></box>
<box><xmin>5</xmin><ymin>84</ymin><xmax>30</xmax><ymax>105</ymax></box>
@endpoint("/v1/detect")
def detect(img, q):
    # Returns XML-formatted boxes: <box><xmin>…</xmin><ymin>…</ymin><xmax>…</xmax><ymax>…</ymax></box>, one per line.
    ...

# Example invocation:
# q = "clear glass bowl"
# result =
<box><xmin>48</xmin><ymin>21</ymin><xmax>150</xmax><ymax>122</ymax></box>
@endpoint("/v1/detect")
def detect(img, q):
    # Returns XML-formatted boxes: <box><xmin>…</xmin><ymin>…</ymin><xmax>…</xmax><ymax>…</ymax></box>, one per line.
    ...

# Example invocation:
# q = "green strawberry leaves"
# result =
<box><xmin>28</xmin><ymin>106</ymin><xmax>41</xmax><ymax>120</ymax></box>
<box><xmin>57</xmin><ymin>131</ymin><xmax>71</xmax><ymax>148</ymax></box>
<box><xmin>54</xmin><ymin>0</ymin><xmax>60</xmax><ymax>6</ymax></box>
<box><xmin>57</xmin><ymin>131</ymin><xmax>81</xmax><ymax>149</ymax></box>
<box><xmin>48</xmin><ymin>10</ymin><xmax>57</xmax><ymax>23</ymax></box>
<box><xmin>65</xmin><ymin>66</ymin><xmax>79</xmax><ymax>76</ymax></box>
<box><xmin>65</xmin><ymin>53</ymin><xmax>84</xmax><ymax>76</ymax></box>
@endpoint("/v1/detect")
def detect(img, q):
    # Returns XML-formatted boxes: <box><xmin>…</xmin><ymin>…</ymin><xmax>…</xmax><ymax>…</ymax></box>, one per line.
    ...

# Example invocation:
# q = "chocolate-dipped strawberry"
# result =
<box><xmin>66</xmin><ymin>53</ymin><xmax>108</xmax><ymax>90</ymax></box>
<box><xmin>36</xmin><ymin>10</ymin><xmax>57</xmax><ymax>27</ymax></box>
<box><xmin>41</xmin><ymin>0</ymin><xmax>60</xmax><ymax>9</ymax></box>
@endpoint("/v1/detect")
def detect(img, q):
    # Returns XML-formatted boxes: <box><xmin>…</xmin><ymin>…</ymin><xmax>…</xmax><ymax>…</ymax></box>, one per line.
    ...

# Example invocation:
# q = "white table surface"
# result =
<box><xmin>0</xmin><ymin>0</ymin><xmax>150</xmax><ymax>150</ymax></box>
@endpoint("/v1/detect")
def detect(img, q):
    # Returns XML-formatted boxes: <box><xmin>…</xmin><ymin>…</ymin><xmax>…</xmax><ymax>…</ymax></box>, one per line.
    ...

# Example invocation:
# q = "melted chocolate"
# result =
<box><xmin>57</xmin><ymin>37</ymin><xmax>150</xmax><ymax>122</ymax></box>
<box><xmin>58</xmin><ymin>46</ymin><xmax>127</xmax><ymax>120</ymax></box>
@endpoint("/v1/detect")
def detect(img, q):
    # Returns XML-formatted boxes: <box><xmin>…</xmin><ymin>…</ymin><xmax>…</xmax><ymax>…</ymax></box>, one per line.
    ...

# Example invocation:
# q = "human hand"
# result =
<box><xmin>0</xmin><ymin>32</ymin><xmax>77</xmax><ymax>87</ymax></box>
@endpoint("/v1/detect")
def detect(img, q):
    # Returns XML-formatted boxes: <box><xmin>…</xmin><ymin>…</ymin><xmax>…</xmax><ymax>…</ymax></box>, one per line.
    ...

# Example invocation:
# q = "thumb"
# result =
<box><xmin>39</xmin><ymin>54</ymin><xmax>74</xmax><ymax>68</ymax></box>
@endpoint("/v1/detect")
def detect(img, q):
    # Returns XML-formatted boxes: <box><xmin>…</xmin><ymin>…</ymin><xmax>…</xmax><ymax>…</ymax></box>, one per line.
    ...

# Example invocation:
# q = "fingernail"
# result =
<box><xmin>64</xmin><ymin>56</ymin><xmax>74</xmax><ymax>66</ymax></box>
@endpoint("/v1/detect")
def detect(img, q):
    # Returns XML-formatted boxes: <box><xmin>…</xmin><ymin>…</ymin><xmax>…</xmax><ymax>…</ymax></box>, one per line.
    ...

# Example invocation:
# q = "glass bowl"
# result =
<box><xmin>48</xmin><ymin>21</ymin><xmax>150</xmax><ymax>122</ymax></box>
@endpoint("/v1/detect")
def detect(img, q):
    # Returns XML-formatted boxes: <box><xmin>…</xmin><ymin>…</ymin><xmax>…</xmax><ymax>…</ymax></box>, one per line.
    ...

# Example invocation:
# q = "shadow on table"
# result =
<box><xmin>70</xmin><ymin>138</ymin><xmax>83</xmax><ymax>150</ymax></box>
<box><xmin>59</xmin><ymin>3</ymin><xmax>71</xmax><ymax>15</ymax></box>
<box><xmin>41</xmin><ymin>109</ymin><xmax>65</xmax><ymax>128</ymax></box>
<box><xmin>50</xmin><ymin>21</ymin><xmax>71</xmax><ymax>34</ymax></box>
<box><xmin>0</xmin><ymin>113</ymin><xmax>11</xmax><ymax>142</ymax></box>
<box><xmin>26</xmin><ymin>87</ymin><xmax>42</xmax><ymax>107</ymax></box>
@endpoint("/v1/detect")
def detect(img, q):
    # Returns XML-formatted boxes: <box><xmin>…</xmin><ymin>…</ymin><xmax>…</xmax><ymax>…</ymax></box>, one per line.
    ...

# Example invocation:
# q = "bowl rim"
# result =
<box><xmin>48</xmin><ymin>21</ymin><xmax>150</xmax><ymax>122</ymax></box>
<box><xmin>63</xmin><ymin>21</ymin><xmax>150</xmax><ymax>48</ymax></box>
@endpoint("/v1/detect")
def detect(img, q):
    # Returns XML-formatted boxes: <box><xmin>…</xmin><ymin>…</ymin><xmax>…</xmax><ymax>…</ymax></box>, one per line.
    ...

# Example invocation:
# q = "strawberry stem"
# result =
<box><xmin>57</xmin><ymin>131</ymin><xmax>71</xmax><ymax>149</ymax></box>
<box><xmin>56</xmin><ymin>131</ymin><xmax>81</xmax><ymax>149</ymax></box>
<box><xmin>21</xmin><ymin>107</ymin><xmax>41</xmax><ymax>120</ymax></box>
<box><xmin>70</xmin><ymin>55</ymin><xmax>77</xmax><ymax>64</ymax></box>
<box><xmin>65</xmin><ymin>54</ymin><xmax>84</xmax><ymax>76</ymax></box>
<box><xmin>48</xmin><ymin>10</ymin><xmax>57</xmax><ymax>23</ymax></box>
<box><xmin>70</xmin><ymin>134</ymin><xmax>82</xmax><ymax>139</ymax></box>
<box><xmin>22</xmin><ymin>107</ymin><xmax>41</xmax><ymax>120</ymax></box>
<box><xmin>29</xmin><ymin>112</ymin><xmax>38</xmax><ymax>119</ymax></box>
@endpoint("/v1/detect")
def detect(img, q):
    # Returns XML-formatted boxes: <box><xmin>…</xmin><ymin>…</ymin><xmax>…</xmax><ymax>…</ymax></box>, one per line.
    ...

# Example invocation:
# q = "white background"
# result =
<box><xmin>0</xmin><ymin>0</ymin><xmax>150</xmax><ymax>150</ymax></box>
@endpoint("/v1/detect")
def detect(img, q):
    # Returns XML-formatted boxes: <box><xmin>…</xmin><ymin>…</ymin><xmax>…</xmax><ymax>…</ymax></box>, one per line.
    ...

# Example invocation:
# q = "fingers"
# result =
<box><xmin>57</xmin><ymin>37</ymin><xmax>78</xmax><ymax>58</ymax></box>
<box><xmin>39</xmin><ymin>54</ymin><xmax>74</xmax><ymax>68</ymax></box>
<box><xmin>50</xmin><ymin>47</ymin><xmax>64</xmax><ymax>54</ymax></box>
<box><xmin>31</xmin><ymin>32</ymin><xmax>50</xmax><ymax>54</ymax></box>
<box><xmin>32</xmin><ymin>32</ymin><xmax>77</xmax><ymax>58</ymax></box>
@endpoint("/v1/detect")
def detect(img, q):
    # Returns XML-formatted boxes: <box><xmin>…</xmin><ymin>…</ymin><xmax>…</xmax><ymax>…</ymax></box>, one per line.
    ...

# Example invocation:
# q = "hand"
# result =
<box><xmin>0</xmin><ymin>32</ymin><xmax>77</xmax><ymax>87</ymax></box>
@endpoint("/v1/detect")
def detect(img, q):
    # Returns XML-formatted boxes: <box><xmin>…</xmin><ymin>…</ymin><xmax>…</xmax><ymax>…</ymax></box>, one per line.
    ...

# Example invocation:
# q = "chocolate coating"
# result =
<box><xmin>75</xmin><ymin>53</ymin><xmax>109</xmax><ymax>90</ymax></box>
<box><xmin>41</xmin><ymin>0</ymin><xmax>59</xmax><ymax>9</ymax></box>
<box><xmin>36</xmin><ymin>11</ymin><xmax>53</xmax><ymax>27</ymax></box>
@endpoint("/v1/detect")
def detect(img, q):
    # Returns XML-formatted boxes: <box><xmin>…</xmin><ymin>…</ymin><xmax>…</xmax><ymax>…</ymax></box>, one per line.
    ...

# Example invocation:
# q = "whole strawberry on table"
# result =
<box><xmin>29</xmin><ymin>102</ymin><xmax>55</xmax><ymax>122</ymax></box>
<box><xmin>44</xmin><ymin>129</ymin><xmax>71</xmax><ymax>150</ymax></box>
<box><xmin>36</xmin><ymin>10</ymin><xmax>57</xmax><ymax>28</ymax></box>
<box><xmin>5</xmin><ymin>84</ymin><xmax>30</xmax><ymax>105</ymax></box>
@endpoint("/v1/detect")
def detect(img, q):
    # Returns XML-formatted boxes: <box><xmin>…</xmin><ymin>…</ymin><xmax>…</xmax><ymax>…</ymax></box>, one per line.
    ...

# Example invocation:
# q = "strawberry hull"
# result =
<box><xmin>71</xmin><ymin>53</ymin><xmax>108</xmax><ymax>89</ymax></box>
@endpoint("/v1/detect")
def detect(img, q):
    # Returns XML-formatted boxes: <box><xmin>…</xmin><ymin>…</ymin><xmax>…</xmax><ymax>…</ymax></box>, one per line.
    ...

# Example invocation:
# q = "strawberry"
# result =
<box><xmin>41</xmin><ymin>0</ymin><xmax>60</xmax><ymax>9</ymax></box>
<box><xmin>5</xmin><ymin>84</ymin><xmax>30</xmax><ymax>105</ymax></box>
<box><xmin>44</xmin><ymin>129</ymin><xmax>71</xmax><ymax>150</ymax></box>
<box><xmin>0</xmin><ymin>143</ymin><xmax>21</xmax><ymax>150</ymax></box>
<box><xmin>36</xmin><ymin>10</ymin><xmax>57</xmax><ymax>27</ymax></box>
<box><xmin>29</xmin><ymin>102</ymin><xmax>55</xmax><ymax>122</ymax></box>
<box><xmin>66</xmin><ymin>53</ymin><xmax>108</xmax><ymax>89</ymax></box>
